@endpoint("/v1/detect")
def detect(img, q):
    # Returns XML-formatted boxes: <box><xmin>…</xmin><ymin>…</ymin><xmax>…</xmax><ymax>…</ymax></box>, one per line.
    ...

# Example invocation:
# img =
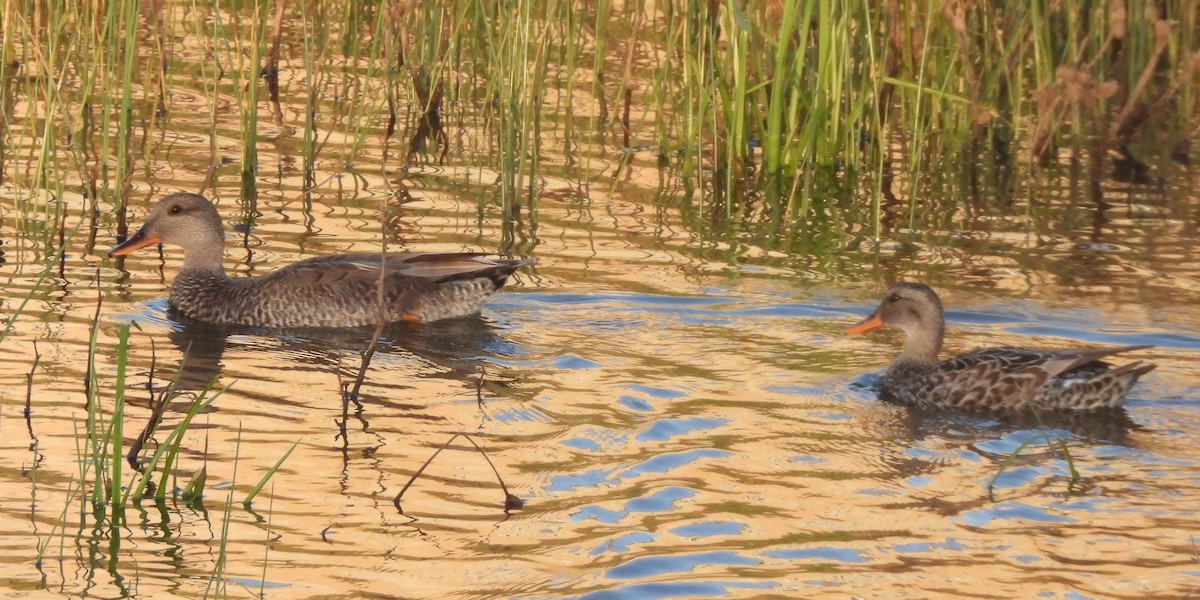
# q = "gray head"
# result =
<box><xmin>109</xmin><ymin>193</ymin><xmax>226</xmax><ymax>269</ymax></box>
<box><xmin>846</xmin><ymin>282</ymin><xmax>946</xmax><ymax>361</ymax></box>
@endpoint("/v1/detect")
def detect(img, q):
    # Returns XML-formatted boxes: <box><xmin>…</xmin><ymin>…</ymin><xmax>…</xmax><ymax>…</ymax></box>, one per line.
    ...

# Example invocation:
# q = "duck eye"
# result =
<box><xmin>887</xmin><ymin>294</ymin><xmax>900</xmax><ymax>303</ymax></box>
<box><xmin>169</xmin><ymin>205</ymin><xmax>182</xmax><ymax>215</ymax></box>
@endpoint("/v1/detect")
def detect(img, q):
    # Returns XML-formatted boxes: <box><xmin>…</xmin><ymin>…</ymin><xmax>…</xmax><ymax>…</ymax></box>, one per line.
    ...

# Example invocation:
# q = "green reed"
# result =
<box><xmin>34</xmin><ymin>473</ymin><xmax>81</xmax><ymax>568</ymax></box>
<box><xmin>762</xmin><ymin>0</ymin><xmax>807</xmax><ymax>179</ymax></box>
<box><xmin>114</xmin><ymin>0</ymin><xmax>138</xmax><ymax>217</ymax></box>
<box><xmin>258</xmin><ymin>483</ymin><xmax>277</xmax><ymax>598</ymax></box>
<box><xmin>344</xmin><ymin>0</ymin><xmax>391</xmax><ymax>169</ymax></box>
<box><xmin>243</xmin><ymin>439</ymin><xmax>300</xmax><ymax>507</ymax></box>
<box><xmin>109</xmin><ymin>323</ymin><xmax>129</xmax><ymax>521</ymax></box>
<box><xmin>77</xmin><ymin>313</ymin><xmax>237</xmax><ymax>512</ymax></box>
<box><xmin>331</xmin><ymin>1</ymin><xmax>366</xmax><ymax>173</ymax></box>
<box><xmin>237</xmin><ymin>1</ymin><xmax>269</xmax><ymax>192</ymax></box>
<box><xmin>128</xmin><ymin>379</ymin><xmax>226</xmax><ymax>503</ymax></box>
<box><xmin>185</xmin><ymin>0</ymin><xmax>221</xmax><ymax>192</ymax></box>
<box><xmin>300</xmin><ymin>10</ymin><xmax>318</xmax><ymax>188</ymax></box>
<box><xmin>3</xmin><ymin>0</ymin><xmax>1198</xmax><ymax>241</ymax></box>
<box><xmin>205</xmin><ymin>425</ymin><xmax>241</xmax><ymax>599</ymax></box>
<box><xmin>663</xmin><ymin>1</ymin><xmax>1198</xmax><ymax>222</ymax></box>
<box><xmin>590</xmin><ymin>0</ymin><xmax>612</xmax><ymax>129</ymax></box>
<box><xmin>83</xmin><ymin>303</ymin><xmax>110</xmax><ymax>512</ymax></box>
<box><xmin>487</xmin><ymin>0</ymin><xmax>544</xmax><ymax>218</ymax></box>
<box><xmin>0</xmin><ymin>2</ymin><xmax>12</xmax><ymax>124</ymax></box>
<box><xmin>41</xmin><ymin>312</ymin><xmax>294</xmax><ymax>592</ymax></box>
<box><xmin>987</xmin><ymin>430</ymin><xmax>1082</xmax><ymax>500</ymax></box>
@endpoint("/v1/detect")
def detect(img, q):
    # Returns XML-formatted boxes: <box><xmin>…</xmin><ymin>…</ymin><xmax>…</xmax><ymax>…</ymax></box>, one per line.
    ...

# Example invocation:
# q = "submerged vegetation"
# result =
<box><xmin>23</xmin><ymin>299</ymin><xmax>296</xmax><ymax>594</ymax></box>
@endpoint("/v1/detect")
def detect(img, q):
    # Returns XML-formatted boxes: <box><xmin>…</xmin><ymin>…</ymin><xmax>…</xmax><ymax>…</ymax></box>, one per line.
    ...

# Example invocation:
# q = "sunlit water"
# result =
<box><xmin>3</xmin><ymin>10</ymin><xmax>1200</xmax><ymax>600</ymax></box>
<box><xmin>2</xmin><ymin>189</ymin><xmax>1199</xmax><ymax>598</ymax></box>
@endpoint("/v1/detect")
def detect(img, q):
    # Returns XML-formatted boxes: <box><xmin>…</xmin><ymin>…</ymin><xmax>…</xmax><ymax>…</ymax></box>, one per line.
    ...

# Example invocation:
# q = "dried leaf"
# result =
<box><xmin>1055</xmin><ymin>66</ymin><xmax>1091</xmax><ymax>86</ymax></box>
<box><xmin>1034</xmin><ymin>85</ymin><xmax>1062</xmax><ymax>107</ymax></box>
<box><xmin>945</xmin><ymin>2</ymin><xmax>967</xmax><ymax>35</ymax></box>
<box><xmin>1109</xmin><ymin>0</ymin><xmax>1126</xmax><ymax>39</ymax></box>
<box><xmin>1094</xmin><ymin>80</ymin><xmax>1120</xmax><ymax>101</ymax></box>
<box><xmin>1154</xmin><ymin>20</ymin><xmax>1173</xmax><ymax>44</ymax></box>
<box><xmin>1056</xmin><ymin>67</ymin><xmax>1092</xmax><ymax>103</ymax></box>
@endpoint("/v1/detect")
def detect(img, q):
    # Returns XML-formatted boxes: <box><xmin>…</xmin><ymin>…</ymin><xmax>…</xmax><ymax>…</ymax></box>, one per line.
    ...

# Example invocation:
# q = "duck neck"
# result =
<box><xmin>179</xmin><ymin>234</ymin><xmax>227</xmax><ymax>275</ymax></box>
<box><xmin>896</xmin><ymin>321</ymin><xmax>943</xmax><ymax>365</ymax></box>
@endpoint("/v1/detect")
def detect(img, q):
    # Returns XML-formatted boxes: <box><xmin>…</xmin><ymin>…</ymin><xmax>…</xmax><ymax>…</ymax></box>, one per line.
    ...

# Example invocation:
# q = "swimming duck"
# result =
<box><xmin>845</xmin><ymin>282</ymin><xmax>1155</xmax><ymax>412</ymax></box>
<box><xmin>109</xmin><ymin>193</ymin><xmax>535</xmax><ymax>328</ymax></box>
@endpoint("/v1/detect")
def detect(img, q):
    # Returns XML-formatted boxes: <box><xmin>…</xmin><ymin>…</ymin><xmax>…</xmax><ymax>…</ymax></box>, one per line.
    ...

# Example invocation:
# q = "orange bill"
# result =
<box><xmin>108</xmin><ymin>229</ymin><xmax>162</xmax><ymax>257</ymax></box>
<box><xmin>845</xmin><ymin>312</ymin><xmax>884</xmax><ymax>334</ymax></box>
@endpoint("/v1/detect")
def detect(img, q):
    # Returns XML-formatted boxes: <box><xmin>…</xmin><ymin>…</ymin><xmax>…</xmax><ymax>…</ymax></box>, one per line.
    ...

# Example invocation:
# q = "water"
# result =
<box><xmin>2</xmin><ymin>233</ymin><xmax>1198</xmax><ymax>597</ymax></box>
<box><xmin>3</xmin><ymin>9</ymin><xmax>1200</xmax><ymax>600</ymax></box>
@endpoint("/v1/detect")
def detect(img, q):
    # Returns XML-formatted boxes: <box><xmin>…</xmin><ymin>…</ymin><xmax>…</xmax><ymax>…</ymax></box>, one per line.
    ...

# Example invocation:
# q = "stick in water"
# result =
<box><xmin>394</xmin><ymin>432</ymin><xmax>523</xmax><ymax>514</ymax></box>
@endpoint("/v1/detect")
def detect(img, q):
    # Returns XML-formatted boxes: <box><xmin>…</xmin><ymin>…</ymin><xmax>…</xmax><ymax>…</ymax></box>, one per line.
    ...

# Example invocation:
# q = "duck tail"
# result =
<box><xmin>1112</xmin><ymin>360</ymin><xmax>1157</xmax><ymax>381</ymax></box>
<box><xmin>484</xmin><ymin>257</ymin><xmax>536</xmax><ymax>289</ymax></box>
<box><xmin>1086</xmin><ymin>360</ymin><xmax>1157</xmax><ymax>410</ymax></box>
<box><xmin>435</xmin><ymin>256</ymin><xmax>536</xmax><ymax>289</ymax></box>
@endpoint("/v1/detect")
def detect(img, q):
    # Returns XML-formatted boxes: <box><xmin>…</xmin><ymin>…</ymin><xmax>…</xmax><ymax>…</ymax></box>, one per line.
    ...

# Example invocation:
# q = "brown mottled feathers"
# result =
<box><xmin>889</xmin><ymin>345</ymin><xmax>1156</xmax><ymax>412</ymax></box>
<box><xmin>848</xmin><ymin>283</ymin><xmax>1156</xmax><ymax>413</ymax></box>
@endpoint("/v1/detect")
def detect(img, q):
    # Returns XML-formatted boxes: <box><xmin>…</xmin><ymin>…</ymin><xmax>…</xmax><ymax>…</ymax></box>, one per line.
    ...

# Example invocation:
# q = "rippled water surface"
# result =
<box><xmin>4</xmin><ymin>194</ymin><xmax>1199</xmax><ymax>599</ymax></box>
<box><xmin>3</xmin><ymin>7</ymin><xmax>1200</xmax><ymax>599</ymax></box>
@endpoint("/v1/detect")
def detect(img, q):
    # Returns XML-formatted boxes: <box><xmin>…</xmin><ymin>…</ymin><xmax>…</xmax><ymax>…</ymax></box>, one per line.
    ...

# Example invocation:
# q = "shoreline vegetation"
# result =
<box><xmin>1</xmin><ymin>1</ymin><xmax>1195</xmax><ymax>230</ymax></box>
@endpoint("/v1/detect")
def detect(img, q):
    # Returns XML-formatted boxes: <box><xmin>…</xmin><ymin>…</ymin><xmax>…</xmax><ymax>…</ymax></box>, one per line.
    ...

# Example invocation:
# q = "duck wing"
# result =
<box><xmin>928</xmin><ymin>345</ymin><xmax>1154</xmax><ymax>411</ymax></box>
<box><xmin>262</xmin><ymin>252</ymin><xmax>533</xmax><ymax>289</ymax></box>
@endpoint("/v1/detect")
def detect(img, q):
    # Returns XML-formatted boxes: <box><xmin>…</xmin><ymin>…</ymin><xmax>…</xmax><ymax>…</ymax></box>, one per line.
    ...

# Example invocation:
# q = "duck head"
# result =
<box><xmin>109</xmin><ymin>193</ymin><xmax>226</xmax><ymax>269</ymax></box>
<box><xmin>846</xmin><ymin>282</ymin><xmax>946</xmax><ymax>363</ymax></box>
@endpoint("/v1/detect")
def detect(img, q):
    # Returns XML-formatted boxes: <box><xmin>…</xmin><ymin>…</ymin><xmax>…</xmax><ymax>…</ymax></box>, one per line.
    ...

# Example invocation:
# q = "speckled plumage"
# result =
<box><xmin>847</xmin><ymin>282</ymin><xmax>1155</xmax><ymax>412</ymax></box>
<box><xmin>110</xmin><ymin>193</ymin><xmax>534</xmax><ymax>328</ymax></box>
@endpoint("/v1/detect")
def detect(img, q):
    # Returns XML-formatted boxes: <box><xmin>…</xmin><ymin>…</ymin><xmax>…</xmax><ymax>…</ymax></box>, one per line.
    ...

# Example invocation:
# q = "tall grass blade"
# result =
<box><xmin>181</xmin><ymin>466</ymin><xmax>207</xmax><ymax>505</ymax></box>
<box><xmin>205</xmin><ymin>424</ymin><xmax>241</xmax><ymax>599</ymax></box>
<box><xmin>243</xmin><ymin>439</ymin><xmax>300</xmax><ymax>508</ymax></box>
<box><xmin>127</xmin><ymin>380</ymin><xmax>230</xmax><ymax>504</ymax></box>
<box><xmin>109</xmin><ymin>322</ymin><xmax>132</xmax><ymax>522</ymax></box>
<box><xmin>986</xmin><ymin>434</ymin><xmax>1042</xmax><ymax>501</ymax></box>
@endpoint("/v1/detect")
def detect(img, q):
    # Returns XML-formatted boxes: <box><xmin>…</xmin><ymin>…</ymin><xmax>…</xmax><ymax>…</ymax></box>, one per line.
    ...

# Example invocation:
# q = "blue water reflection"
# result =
<box><xmin>571</xmin><ymin>488</ymin><xmax>695</xmax><ymax>524</ymax></box>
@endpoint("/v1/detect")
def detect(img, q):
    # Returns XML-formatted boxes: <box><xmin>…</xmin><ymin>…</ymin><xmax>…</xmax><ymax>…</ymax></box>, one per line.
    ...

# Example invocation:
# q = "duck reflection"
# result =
<box><xmin>892</xmin><ymin>403</ymin><xmax>1140</xmax><ymax>444</ymax></box>
<box><xmin>160</xmin><ymin>305</ymin><xmax>519</xmax><ymax>393</ymax></box>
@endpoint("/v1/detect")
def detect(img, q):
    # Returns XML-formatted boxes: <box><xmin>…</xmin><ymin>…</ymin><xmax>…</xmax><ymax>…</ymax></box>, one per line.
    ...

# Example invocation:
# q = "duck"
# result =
<box><xmin>109</xmin><ymin>192</ymin><xmax>535</xmax><ymax>328</ymax></box>
<box><xmin>845</xmin><ymin>282</ymin><xmax>1155</xmax><ymax>412</ymax></box>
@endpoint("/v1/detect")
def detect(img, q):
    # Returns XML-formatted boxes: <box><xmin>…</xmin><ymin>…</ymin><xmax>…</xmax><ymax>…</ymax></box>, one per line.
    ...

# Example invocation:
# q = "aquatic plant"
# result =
<box><xmin>2</xmin><ymin>1</ymin><xmax>1195</xmax><ymax>237</ymax></box>
<box><xmin>987</xmin><ymin>430</ymin><xmax>1083</xmax><ymax>500</ymax></box>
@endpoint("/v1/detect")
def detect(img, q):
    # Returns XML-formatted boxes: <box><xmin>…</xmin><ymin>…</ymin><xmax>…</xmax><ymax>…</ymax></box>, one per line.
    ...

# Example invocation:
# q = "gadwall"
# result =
<box><xmin>109</xmin><ymin>193</ymin><xmax>535</xmax><ymax>328</ymax></box>
<box><xmin>845</xmin><ymin>282</ymin><xmax>1155</xmax><ymax>412</ymax></box>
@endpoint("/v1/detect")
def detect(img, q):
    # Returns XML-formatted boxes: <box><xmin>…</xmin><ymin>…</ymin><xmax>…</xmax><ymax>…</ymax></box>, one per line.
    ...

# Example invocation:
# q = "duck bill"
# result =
<box><xmin>109</xmin><ymin>229</ymin><xmax>162</xmax><ymax>257</ymax></box>
<box><xmin>845</xmin><ymin>312</ymin><xmax>885</xmax><ymax>334</ymax></box>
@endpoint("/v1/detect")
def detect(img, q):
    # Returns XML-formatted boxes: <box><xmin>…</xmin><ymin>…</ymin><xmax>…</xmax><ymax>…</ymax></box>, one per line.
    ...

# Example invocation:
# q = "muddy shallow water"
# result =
<box><xmin>3</xmin><ymin>8</ymin><xmax>1200</xmax><ymax>599</ymax></box>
